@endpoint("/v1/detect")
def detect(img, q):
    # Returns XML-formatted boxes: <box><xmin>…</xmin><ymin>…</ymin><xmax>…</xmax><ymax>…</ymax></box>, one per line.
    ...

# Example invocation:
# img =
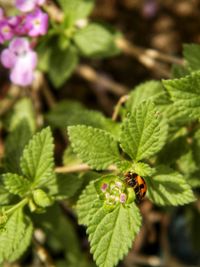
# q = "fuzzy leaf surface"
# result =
<box><xmin>163</xmin><ymin>71</ymin><xmax>200</xmax><ymax>120</ymax></box>
<box><xmin>87</xmin><ymin>202</ymin><xmax>141</xmax><ymax>267</ymax></box>
<box><xmin>76</xmin><ymin>180</ymin><xmax>99</xmax><ymax>226</ymax></box>
<box><xmin>3</xmin><ymin>173</ymin><xmax>31</xmax><ymax>197</ymax></box>
<box><xmin>0</xmin><ymin>208</ymin><xmax>33</xmax><ymax>263</ymax></box>
<box><xmin>68</xmin><ymin>126</ymin><xmax>120</xmax><ymax>170</ymax></box>
<box><xmin>20</xmin><ymin>127</ymin><xmax>54</xmax><ymax>187</ymax></box>
<box><xmin>120</xmin><ymin>101</ymin><xmax>168</xmax><ymax>161</ymax></box>
<box><xmin>146</xmin><ymin>166</ymin><xmax>196</xmax><ymax>206</ymax></box>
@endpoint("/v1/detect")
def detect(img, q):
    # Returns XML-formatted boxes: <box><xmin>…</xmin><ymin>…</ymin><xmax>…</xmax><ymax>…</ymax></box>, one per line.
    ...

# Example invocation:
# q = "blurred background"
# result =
<box><xmin>0</xmin><ymin>0</ymin><xmax>200</xmax><ymax>267</ymax></box>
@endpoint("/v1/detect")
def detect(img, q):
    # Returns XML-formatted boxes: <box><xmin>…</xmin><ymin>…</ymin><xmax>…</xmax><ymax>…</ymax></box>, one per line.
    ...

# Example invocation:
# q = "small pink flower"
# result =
<box><xmin>15</xmin><ymin>0</ymin><xmax>46</xmax><ymax>12</ymax></box>
<box><xmin>0</xmin><ymin>20</ymin><xmax>14</xmax><ymax>44</ymax></box>
<box><xmin>120</xmin><ymin>193</ymin><xmax>127</xmax><ymax>203</ymax></box>
<box><xmin>101</xmin><ymin>183</ymin><xmax>108</xmax><ymax>192</ymax></box>
<box><xmin>25</xmin><ymin>8</ymin><xmax>48</xmax><ymax>37</ymax></box>
<box><xmin>0</xmin><ymin>8</ymin><xmax>4</xmax><ymax>20</ymax></box>
<box><xmin>0</xmin><ymin>37</ymin><xmax>37</xmax><ymax>86</ymax></box>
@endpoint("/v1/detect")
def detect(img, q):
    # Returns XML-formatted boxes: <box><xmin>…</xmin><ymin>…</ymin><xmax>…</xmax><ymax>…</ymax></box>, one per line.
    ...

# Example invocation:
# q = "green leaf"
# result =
<box><xmin>8</xmin><ymin>98</ymin><xmax>36</xmax><ymax>133</ymax></box>
<box><xmin>126</xmin><ymin>81</ymin><xmax>171</xmax><ymax>114</ymax></box>
<box><xmin>171</xmin><ymin>64</ymin><xmax>189</xmax><ymax>78</ymax></box>
<box><xmin>20</xmin><ymin>127</ymin><xmax>54</xmax><ymax>187</ymax></box>
<box><xmin>76</xmin><ymin>180</ymin><xmax>99</xmax><ymax>226</ymax></box>
<box><xmin>0</xmin><ymin>178</ymin><xmax>12</xmax><ymax>206</ymax></box>
<box><xmin>87</xmin><ymin>202</ymin><xmax>141</xmax><ymax>267</ymax></box>
<box><xmin>74</xmin><ymin>23</ymin><xmax>120</xmax><ymax>58</ymax></box>
<box><xmin>163</xmin><ymin>71</ymin><xmax>200</xmax><ymax>120</ymax></box>
<box><xmin>120</xmin><ymin>101</ymin><xmax>168</xmax><ymax>161</ymax></box>
<box><xmin>0</xmin><ymin>208</ymin><xmax>33</xmax><ymax>263</ymax></box>
<box><xmin>146</xmin><ymin>166</ymin><xmax>196</xmax><ymax>206</ymax></box>
<box><xmin>3</xmin><ymin>173</ymin><xmax>31</xmax><ymax>197</ymax></box>
<box><xmin>46</xmin><ymin>100</ymin><xmax>118</xmax><ymax>136</ymax></box>
<box><xmin>68</xmin><ymin>125</ymin><xmax>121</xmax><ymax>170</ymax></box>
<box><xmin>192</xmin><ymin>128</ymin><xmax>200</xmax><ymax>165</ymax></box>
<box><xmin>57</xmin><ymin>0</ymin><xmax>95</xmax><ymax>22</ymax></box>
<box><xmin>49</xmin><ymin>46</ymin><xmax>78</xmax><ymax>88</ymax></box>
<box><xmin>183</xmin><ymin>43</ymin><xmax>200</xmax><ymax>71</ymax></box>
<box><xmin>157</xmin><ymin>136</ymin><xmax>188</xmax><ymax>165</ymax></box>
<box><xmin>131</xmin><ymin>162</ymin><xmax>155</xmax><ymax>177</ymax></box>
<box><xmin>55</xmin><ymin>173</ymin><xmax>83</xmax><ymax>199</ymax></box>
<box><xmin>4</xmin><ymin>120</ymin><xmax>32</xmax><ymax>174</ymax></box>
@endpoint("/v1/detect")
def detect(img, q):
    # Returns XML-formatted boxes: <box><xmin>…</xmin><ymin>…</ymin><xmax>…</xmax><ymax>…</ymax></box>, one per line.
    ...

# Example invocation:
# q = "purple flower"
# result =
<box><xmin>0</xmin><ymin>21</ymin><xmax>14</xmax><ymax>44</ymax></box>
<box><xmin>15</xmin><ymin>0</ymin><xmax>46</xmax><ymax>12</ymax></box>
<box><xmin>1</xmin><ymin>38</ymin><xmax>37</xmax><ymax>86</ymax></box>
<box><xmin>25</xmin><ymin>8</ymin><xmax>48</xmax><ymax>37</ymax></box>
<box><xmin>0</xmin><ymin>8</ymin><xmax>4</xmax><ymax>20</ymax></box>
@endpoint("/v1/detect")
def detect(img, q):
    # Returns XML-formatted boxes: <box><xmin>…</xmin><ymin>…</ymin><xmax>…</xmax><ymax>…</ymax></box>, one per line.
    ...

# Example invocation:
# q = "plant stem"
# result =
<box><xmin>112</xmin><ymin>95</ymin><xmax>129</xmax><ymax>121</ymax></box>
<box><xmin>5</xmin><ymin>198</ymin><xmax>28</xmax><ymax>216</ymax></box>
<box><xmin>55</xmin><ymin>163</ymin><xmax>117</xmax><ymax>173</ymax></box>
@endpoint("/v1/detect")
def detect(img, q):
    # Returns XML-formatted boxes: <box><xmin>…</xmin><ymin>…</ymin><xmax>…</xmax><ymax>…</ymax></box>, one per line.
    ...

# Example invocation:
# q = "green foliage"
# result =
<box><xmin>20</xmin><ymin>127</ymin><xmax>54</xmax><ymax>187</ymax></box>
<box><xmin>87</xmin><ymin>201</ymin><xmax>141</xmax><ymax>267</ymax></box>
<box><xmin>55</xmin><ymin>173</ymin><xmax>83</xmax><ymax>199</ymax></box>
<box><xmin>68</xmin><ymin>125</ymin><xmax>121</xmax><ymax>170</ymax></box>
<box><xmin>57</xmin><ymin>0</ymin><xmax>95</xmax><ymax>22</ymax></box>
<box><xmin>46</xmin><ymin>100</ymin><xmax>119</xmax><ymax>136</ymax></box>
<box><xmin>120</xmin><ymin>101</ymin><xmax>168</xmax><ymax>161</ymax></box>
<box><xmin>3</xmin><ymin>173</ymin><xmax>31</xmax><ymax>197</ymax></box>
<box><xmin>0</xmin><ymin>208</ymin><xmax>33</xmax><ymax>263</ymax></box>
<box><xmin>4</xmin><ymin>120</ymin><xmax>32</xmax><ymax>173</ymax></box>
<box><xmin>7</xmin><ymin>98</ymin><xmax>36</xmax><ymax>133</ymax></box>
<box><xmin>76</xmin><ymin>180</ymin><xmax>99</xmax><ymax>226</ymax></box>
<box><xmin>146</xmin><ymin>166</ymin><xmax>196</xmax><ymax>206</ymax></box>
<box><xmin>74</xmin><ymin>23</ymin><xmax>120</xmax><ymax>58</ymax></box>
<box><xmin>163</xmin><ymin>71</ymin><xmax>200</xmax><ymax>120</ymax></box>
<box><xmin>125</xmin><ymin>80</ymin><xmax>171</xmax><ymax>113</ymax></box>
<box><xmin>183</xmin><ymin>44</ymin><xmax>200</xmax><ymax>71</ymax></box>
<box><xmin>49</xmin><ymin>46</ymin><xmax>78</xmax><ymax>88</ymax></box>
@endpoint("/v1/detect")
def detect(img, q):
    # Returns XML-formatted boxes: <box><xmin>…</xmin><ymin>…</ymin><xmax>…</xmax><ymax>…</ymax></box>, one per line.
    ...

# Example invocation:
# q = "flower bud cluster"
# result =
<box><xmin>96</xmin><ymin>175</ymin><xmax>136</xmax><ymax>210</ymax></box>
<box><xmin>101</xmin><ymin>180</ymin><xmax>127</xmax><ymax>205</ymax></box>
<box><xmin>0</xmin><ymin>0</ymin><xmax>48</xmax><ymax>86</ymax></box>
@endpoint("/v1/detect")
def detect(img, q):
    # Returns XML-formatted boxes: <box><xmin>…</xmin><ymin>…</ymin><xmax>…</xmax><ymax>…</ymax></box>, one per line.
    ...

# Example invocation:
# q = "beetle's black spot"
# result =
<box><xmin>139</xmin><ymin>184</ymin><xmax>145</xmax><ymax>189</ymax></box>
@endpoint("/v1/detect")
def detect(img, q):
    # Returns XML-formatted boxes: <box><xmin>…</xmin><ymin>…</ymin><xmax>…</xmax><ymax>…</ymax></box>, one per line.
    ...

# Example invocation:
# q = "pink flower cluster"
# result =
<box><xmin>0</xmin><ymin>0</ymin><xmax>48</xmax><ymax>86</ymax></box>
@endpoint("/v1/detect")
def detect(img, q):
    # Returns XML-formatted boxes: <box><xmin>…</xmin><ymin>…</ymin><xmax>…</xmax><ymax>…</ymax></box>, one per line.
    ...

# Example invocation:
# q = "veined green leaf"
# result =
<box><xmin>57</xmin><ymin>0</ymin><xmax>95</xmax><ymax>22</ymax></box>
<box><xmin>68</xmin><ymin>125</ymin><xmax>121</xmax><ymax>170</ymax></box>
<box><xmin>87</xmin><ymin>202</ymin><xmax>141</xmax><ymax>267</ymax></box>
<box><xmin>76</xmin><ymin>180</ymin><xmax>99</xmax><ymax>226</ymax></box>
<box><xmin>146</xmin><ymin>166</ymin><xmax>196</xmax><ymax>206</ymax></box>
<box><xmin>0</xmin><ymin>208</ymin><xmax>33</xmax><ymax>263</ymax></box>
<box><xmin>120</xmin><ymin>101</ymin><xmax>168</xmax><ymax>161</ymax></box>
<box><xmin>49</xmin><ymin>45</ymin><xmax>78</xmax><ymax>88</ymax></box>
<box><xmin>163</xmin><ymin>71</ymin><xmax>200</xmax><ymax>120</ymax></box>
<box><xmin>46</xmin><ymin>100</ymin><xmax>119</xmax><ymax>137</ymax></box>
<box><xmin>20</xmin><ymin>127</ymin><xmax>54</xmax><ymax>187</ymax></box>
<box><xmin>126</xmin><ymin>81</ymin><xmax>171</xmax><ymax>113</ymax></box>
<box><xmin>3</xmin><ymin>173</ymin><xmax>31</xmax><ymax>197</ymax></box>
<box><xmin>8</xmin><ymin>98</ymin><xmax>36</xmax><ymax>133</ymax></box>
<box><xmin>74</xmin><ymin>23</ymin><xmax>120</xmax><ymax>58</ymax></box>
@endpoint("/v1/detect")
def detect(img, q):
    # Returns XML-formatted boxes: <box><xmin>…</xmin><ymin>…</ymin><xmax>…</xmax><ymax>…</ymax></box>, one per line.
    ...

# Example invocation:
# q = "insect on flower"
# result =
<box><xmin>124</xmin><ymin>172</ymin><xmax>147</xmax><ymax>203</ymax></box>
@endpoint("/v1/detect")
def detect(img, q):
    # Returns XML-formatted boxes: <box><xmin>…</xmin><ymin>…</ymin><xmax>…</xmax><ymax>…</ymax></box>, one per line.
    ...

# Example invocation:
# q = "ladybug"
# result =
<box><xmin>124</xmin><ymin>172</ymin><xmax>147</xmax><ymax>203</ymax></box>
